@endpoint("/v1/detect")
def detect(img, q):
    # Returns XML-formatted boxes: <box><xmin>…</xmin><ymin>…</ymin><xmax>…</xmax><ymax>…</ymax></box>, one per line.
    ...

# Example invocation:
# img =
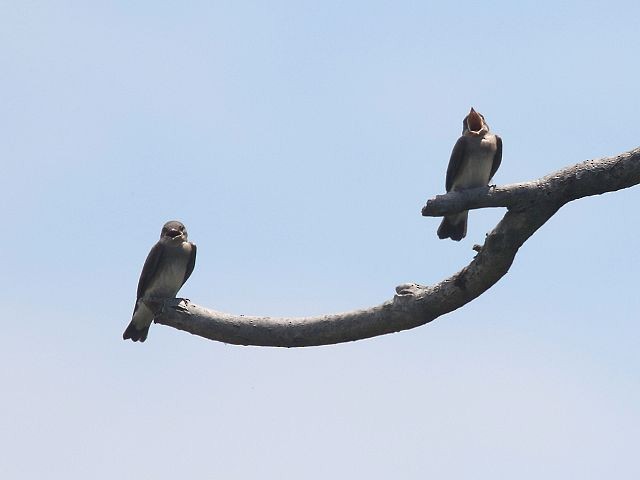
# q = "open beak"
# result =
<box><xmin>466</xmin><ymin>107</ymin><xmax>483</xmax><ymax>132</ymax></box>
<box><xmin>166</xmin><ymin>229</ymin><xmax>181</xmax><ymax>238</ymax></box>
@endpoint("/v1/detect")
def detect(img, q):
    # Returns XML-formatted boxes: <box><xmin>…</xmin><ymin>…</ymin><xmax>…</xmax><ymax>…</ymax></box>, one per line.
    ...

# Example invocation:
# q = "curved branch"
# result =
<box><xmin>422</xmin><ymin>147</ymin><xmax>640</xmax><ymax>216</ymax></box>
<box><xmin>152</xmin><ymin>147</ymin><xmax>640</xmax><ymax>347</ymax></box>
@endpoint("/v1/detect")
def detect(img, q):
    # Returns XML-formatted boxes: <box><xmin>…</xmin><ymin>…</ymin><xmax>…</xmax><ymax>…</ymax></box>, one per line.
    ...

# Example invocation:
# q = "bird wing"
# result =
<box><xmin>445</xmin><ymin>136</ymin><xmax>468</xmax><ymax>192</ymax></box>
<box><xmin>182</xmin><ymin>243</ymin><xmax>197</xmax><ymax>286</ymax></box>
<box><xmin>489</xmin><ymin>135</ymin><xmax>502</xmax><ymax>181</ymax></box>
<box><xmin>136</xmin><ymin>242</ymin><xmax>164</xmax><ymax>301</ymax></box>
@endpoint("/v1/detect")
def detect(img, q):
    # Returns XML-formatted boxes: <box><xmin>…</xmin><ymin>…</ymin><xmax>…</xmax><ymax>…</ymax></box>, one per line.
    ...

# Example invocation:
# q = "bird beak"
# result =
<box><xmin>466</xmin><ymin>108</ymin><xmax>483</xmax><ymax>132</ymax></box>
<box><xmin>166</xmin><ymin>229</ymin><xmax>181</xmax><ymax>238</ymax></box>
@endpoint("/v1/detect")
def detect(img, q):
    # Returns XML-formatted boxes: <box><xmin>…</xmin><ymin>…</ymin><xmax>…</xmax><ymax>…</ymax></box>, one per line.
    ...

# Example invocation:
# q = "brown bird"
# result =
<box><xmin>437</xmin><ymin>108</ymin><xmax>502</xmax><ymax>241</ymax></box>
<box><xmin>123</xmin><ymin>221</ymin><xmax>196</xmax><ymax>342</ymax></box>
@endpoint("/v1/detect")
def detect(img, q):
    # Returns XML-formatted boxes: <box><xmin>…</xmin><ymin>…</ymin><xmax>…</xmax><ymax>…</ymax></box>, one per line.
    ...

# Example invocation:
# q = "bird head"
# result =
<box><xmin>462</xmin><ymin>108</ymin><xmax>489</xmax><ymax>136</ymax></box>
<box><xmin>160</xmin><ymin>220</ymin><xmax>188</xmax><ymax>244</ymax></box>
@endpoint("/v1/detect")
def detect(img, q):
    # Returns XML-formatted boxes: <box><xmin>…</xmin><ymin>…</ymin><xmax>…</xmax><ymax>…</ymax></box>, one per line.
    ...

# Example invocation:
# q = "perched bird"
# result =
<box><xmin>437</xmin><ymin>108</ymin><xmax>502</xmax><ymax>241</ymax></box>
<box><xmin>123</xmin><ymin>220</ymin><xmax>197</xmax><ymax>342</ymax></box>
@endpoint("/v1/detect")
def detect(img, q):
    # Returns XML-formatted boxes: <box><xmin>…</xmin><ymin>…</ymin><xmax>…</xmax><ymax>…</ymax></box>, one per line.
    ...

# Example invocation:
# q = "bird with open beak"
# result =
<box><xmin>437</xmin><ymin>108</ymin><xmax>502</xmax><ymax>241</ymax></box>
<box><xmin>123</xmin><ymin>220</ymin><xmax>197</xmax><ymax>342</ymax></box>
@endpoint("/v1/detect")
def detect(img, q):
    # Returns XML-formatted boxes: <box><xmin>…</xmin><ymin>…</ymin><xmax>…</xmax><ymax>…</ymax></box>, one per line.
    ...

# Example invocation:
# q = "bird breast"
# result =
<box><xmin>146</xmin><ymin>245</ymin><xmax>191</xmax><ymax>297</ymax></box>
<box><xmin>453</xmin><ymin>136</ymin><xmax>497</xmax><ymax>190</ymax></box>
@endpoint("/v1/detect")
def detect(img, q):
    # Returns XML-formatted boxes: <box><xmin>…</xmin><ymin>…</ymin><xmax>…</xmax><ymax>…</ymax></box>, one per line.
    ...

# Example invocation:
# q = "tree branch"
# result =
<box><xmin>152</xmin><ymin>147</ymin><xmax>640</xmax><ymax>347</ymax></box>
<box><xmin>422</xmin><ymin>147</ymin><xmax>640</xmax><ymax>216</ymax></box>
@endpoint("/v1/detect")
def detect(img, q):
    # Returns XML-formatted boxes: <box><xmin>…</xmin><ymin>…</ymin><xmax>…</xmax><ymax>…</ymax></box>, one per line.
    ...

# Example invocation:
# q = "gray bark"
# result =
<box><xmin>151</xmin><ymin>147</ymin><xmax>640</xmax><ymax>347</ymax></box>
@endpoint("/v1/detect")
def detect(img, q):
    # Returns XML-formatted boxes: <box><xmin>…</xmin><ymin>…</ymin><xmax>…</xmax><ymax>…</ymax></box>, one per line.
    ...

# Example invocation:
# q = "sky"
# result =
<box><xmin>1</xmin><ymin>1</ymin><xmax>639</xmax><ymax>478</ymax></box>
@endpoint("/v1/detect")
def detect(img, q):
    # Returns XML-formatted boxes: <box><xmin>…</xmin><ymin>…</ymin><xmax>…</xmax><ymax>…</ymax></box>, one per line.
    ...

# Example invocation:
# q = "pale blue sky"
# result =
<box><xmin>1</xmin><ymin>1</ymin><xmax>639</xmax><ymax>478</ymax></box>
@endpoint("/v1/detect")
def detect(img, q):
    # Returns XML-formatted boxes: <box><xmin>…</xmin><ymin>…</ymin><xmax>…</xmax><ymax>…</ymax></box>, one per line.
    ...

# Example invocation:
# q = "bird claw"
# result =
<box><xmin>173</xmin><ymin>298</ymin><xmax>191</xmax><ymax>312</ymax></box>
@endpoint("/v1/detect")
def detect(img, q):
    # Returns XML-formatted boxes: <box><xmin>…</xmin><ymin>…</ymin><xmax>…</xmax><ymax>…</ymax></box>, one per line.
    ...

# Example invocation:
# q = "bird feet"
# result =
<box><xmin>173</xmin><ymin>298</ymin><xmax>191</xmax><ymax>313</ymax></box>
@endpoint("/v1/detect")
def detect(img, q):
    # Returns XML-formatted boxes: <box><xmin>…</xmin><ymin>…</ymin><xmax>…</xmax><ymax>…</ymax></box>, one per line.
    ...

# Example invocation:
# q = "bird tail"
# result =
<box><xmin>437</xmin><ymin>211</ymin><xmax>468</xmax><ymax>241</ymax></box>
<box><xmin>122</xmin><ymin>321</ymin><xmax>149</xmax><ymax>342</ymax></box>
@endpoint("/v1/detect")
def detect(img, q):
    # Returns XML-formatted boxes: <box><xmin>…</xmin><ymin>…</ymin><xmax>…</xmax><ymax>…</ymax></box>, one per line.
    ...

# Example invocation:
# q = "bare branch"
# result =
<box><xmin>153</xmin><ymin>146</ymin><xmax>640</xmax><ymax>347</ymax></box>
<box><xmin>422</xmin><ymin>147</ymin><xmax>640</xmax><ymax>216</ymax></box>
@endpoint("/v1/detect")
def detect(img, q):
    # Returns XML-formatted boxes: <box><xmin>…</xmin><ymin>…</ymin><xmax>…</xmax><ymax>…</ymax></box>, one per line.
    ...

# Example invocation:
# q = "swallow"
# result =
<box><xmin>123</xmin><ymin>220</ymin><xmax>196</xmax><ymax>342</ymax></box>
<box><xmin>437</xmin><ymin>108</ymin><xmax>502</xmax><ymax>241</ymax></box>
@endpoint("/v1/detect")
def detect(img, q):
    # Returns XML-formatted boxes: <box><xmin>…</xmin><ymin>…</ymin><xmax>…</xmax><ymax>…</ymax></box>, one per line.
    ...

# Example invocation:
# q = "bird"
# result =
<box><xmin>123</xmin><ymin>220</ymin><xmax>197</xmax><ymax>342</ymax></box>
<box><xmin>437</xmin><ymin>108</ymin><xmax>502</xmax><ymax>241</ymax></box>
